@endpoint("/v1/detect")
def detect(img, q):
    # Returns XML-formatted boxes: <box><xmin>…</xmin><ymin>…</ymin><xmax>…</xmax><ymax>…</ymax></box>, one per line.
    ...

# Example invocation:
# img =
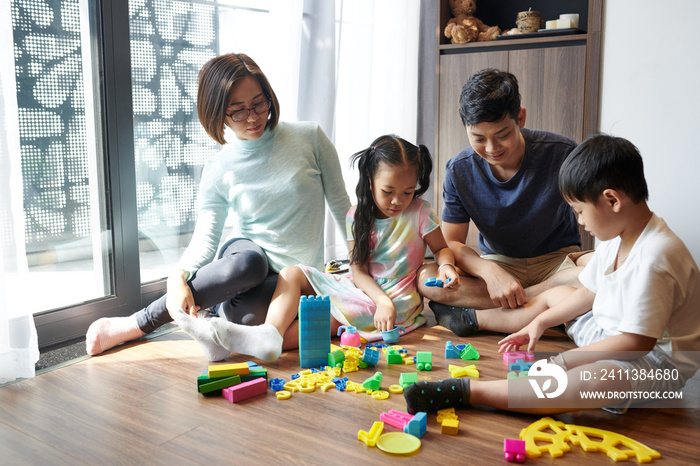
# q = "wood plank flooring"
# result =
<box><xmin>1</xmin><ymin>318</ymin><xmax>699</xmax><ymax>465</ymax></box>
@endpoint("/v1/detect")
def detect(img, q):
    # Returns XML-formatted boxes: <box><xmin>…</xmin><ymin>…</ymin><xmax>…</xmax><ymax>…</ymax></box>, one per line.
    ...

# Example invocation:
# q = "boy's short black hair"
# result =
<box><xmin>459</xmin><ymin>68</ymin><xmax>521</xmax><ymax>126</ymax></box>
<box><xmin>559</xmin><ymin>134</ymin><xmax>649</xmax><ymax>204</ymax></box>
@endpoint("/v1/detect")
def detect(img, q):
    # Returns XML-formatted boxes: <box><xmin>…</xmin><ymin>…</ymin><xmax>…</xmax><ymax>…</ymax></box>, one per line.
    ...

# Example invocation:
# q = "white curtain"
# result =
<box><xmin>0</xmin><ymin>0</ymin><xmax>40</xmax><ymax>384</ymax></box>
<box><xmin>296</xmin><ymin>0</ymin><xmax>421</xmax><ymax>261</ymax></box>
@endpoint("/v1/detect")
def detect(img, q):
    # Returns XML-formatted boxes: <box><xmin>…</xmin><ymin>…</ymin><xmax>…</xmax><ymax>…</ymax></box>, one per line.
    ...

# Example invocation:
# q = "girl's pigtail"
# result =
<box><xmin>414</xmin><ymin>144</ymin><xmax>433</xmax><ymax>198</ymax></box>
<box><xmin>350</xmin><ymin>147</ymin><xmax>376</xmax><ymax>268</ymax></box>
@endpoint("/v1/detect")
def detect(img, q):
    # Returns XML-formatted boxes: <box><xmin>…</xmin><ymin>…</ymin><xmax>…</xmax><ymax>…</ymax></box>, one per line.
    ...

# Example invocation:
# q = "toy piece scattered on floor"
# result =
<box><xmin>519</xmin><ymin>417</ymin><xmax>573</xmax><ymax>458</ymax></box>
<box><xmin>269</xmin><ymin>378</ymin><xmax>285</xmax><ymax>391</ymax></box>
<box><xmin>509</xmin><ymin>360</ymin><xmax>534</xmax><ymax>371</ymax></box>
<box><xmin>424</xmin><ymin>277</ymin><xmax>452</xmax><ymax>288</ymax></box>
<box><xmin>506</xmin><ymin>370</ymin><xmax>529</xmax><ymax>379</ymax></box>
<box><xmin>358</xmin><ymin>421</ymin><xmax>385</xmax><ymax>447</ymax></box>
<box><xmin>437</xmin><ymin>407</ymin><xmax>460</xmax><ymax>435</ymax></box>
<box><xmin>380</xmin><ymin>409</ymin><xmax>414</xmax><ymax>429</ymax></box>
<box><xmin>449</xmin><ymin>363</ymin><xmax>479</xmax><ymax>378</ymax></box>
<box><xmin>208</xmin><ymin>362</ymin><xmax>250</xmax><ymax>378</ymax></box>
<box><xmin>338</xmin><ymin>325</ymin><xmax>362</xmax><ymax>347</ymax></box>
<box><xmin>362</xmin><ymin>371</ymin><xmax>383</xmax><ymax>391</ymax></box>
<box><xmin>198</xmin><ymin>374</ymin><xmax>242</xmax><ymax>394</ymax></box>
<box><xmin>404</xmin><ymin>412</ymin><xmax>427</xmax><ymax>438</ymax></box>
<box><xmin>445</xmin><ymin>341</ymin><xmax>461</xmax><ymax>358</ymax></box>
<box><xmin>298</xmin><ymin>295</ymin><xmax>331</xmax><ymax>368</ymax></box>
<box><xmin>386</xmin><ymin>348</ymin><xmax>404</xmax><ymax>364</ymax></box>
<box><xmin>504</xmin><ymin>438</ymin><xmax>527</xmax><ymax>462</ymax></box>
<box><xmin>566</xmin><ymin>424</ymin><xmax>661</xmax><ymax>463</ymax></box>
<box><xmin>520</xmin><ymin>417</ymin><xmax>662</xmax><ymax>462</ymax></box>
<box><xmin>275</xmin><ymin>390</ymin><xmax>291</xmax><ymax>400</ymax></box>
<box><xmin>415</xmin><ymin>351</ymin><xmax>433</xmax><ymax>371</ymax></box>
<box><xmin>388</xmin><ymin>384</ymin><xmax>404</xmax><ymax>394</ymax></box>
<box><xmin>503</xmin><ymin>351</ymin><xmax>534</xmax><ymax>364</ymax></box>
<box><xmin>376</xmin><ymin>432</ymin><xmax>421</xmax><ymax>455</ymax></box>
<box><xmin>381</xmin><ymin>325</ymin><xmax>406</xmax><ymax>344</ymax></box>
<box><xmin>459</xmin><ymin>343</ymin><xmax>479</xmax><ymax>360</ymax></box>
<box><xmin>441</xmin><ymin>418</ymin><xmax>460</xmax><ymax>435</ymax></box>
<box><xmin>328</xmin><ymin>349</ymin><xmax>345</xmax><ymax>368</ymax></box>
<box><xmin>223</xmin><ymin>377</ymin><xmax>267</xmax><ymax>403</ymax></box>
<box><xmin>362</xmin><ymin>347</ymin><xmax>380</xmax><ymax>366</ymax></box>
<box><xmin>399</xmin><ymin>372</ymin><xmax>418</xmax><ymax>389</ymax></box>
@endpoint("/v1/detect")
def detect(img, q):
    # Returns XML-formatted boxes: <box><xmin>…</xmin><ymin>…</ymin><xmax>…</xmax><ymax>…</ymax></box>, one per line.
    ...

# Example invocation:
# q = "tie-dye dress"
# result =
<box><xmin>298</xmin><ymin>198</ymin><xmax>439</xmax><ymax>342</ymax></box>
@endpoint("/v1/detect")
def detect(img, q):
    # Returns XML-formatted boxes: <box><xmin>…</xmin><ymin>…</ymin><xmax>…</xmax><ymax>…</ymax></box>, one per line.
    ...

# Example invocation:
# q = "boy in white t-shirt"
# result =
<box><xmin>405</xmin><ymin>134</ymin><xmax>700</xmax><ymax>414</ymax></box>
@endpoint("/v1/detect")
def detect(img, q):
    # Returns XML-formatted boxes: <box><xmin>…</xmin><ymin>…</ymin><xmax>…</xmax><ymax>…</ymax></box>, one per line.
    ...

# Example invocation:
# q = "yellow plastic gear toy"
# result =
<box><xmin>565</xmin><ymin>424</ymin><xmax>661</xmax><ymax>463</ymax></box>
<box><xmin>519</xmin><ymin>417</ymin><xmax>572</xmax><ymax>458</ymax></box>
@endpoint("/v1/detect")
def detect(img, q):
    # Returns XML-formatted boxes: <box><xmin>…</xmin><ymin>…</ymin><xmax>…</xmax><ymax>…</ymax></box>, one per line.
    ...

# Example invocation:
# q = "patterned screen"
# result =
<box><xmin>11</xmin><ymin>0</ymin><xmax>223</xmax><ymax>255</ymax></box>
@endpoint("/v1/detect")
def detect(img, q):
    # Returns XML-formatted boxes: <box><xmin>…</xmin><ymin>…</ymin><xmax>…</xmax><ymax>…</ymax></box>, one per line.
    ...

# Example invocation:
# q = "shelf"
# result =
<box><xmin>439</xmin><ymin>33</ymin><xmax>588</xmax><ymax>54</ymax></box>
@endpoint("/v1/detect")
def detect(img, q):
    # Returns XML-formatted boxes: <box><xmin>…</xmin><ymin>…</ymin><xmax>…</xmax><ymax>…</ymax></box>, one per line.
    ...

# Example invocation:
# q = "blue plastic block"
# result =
<box><xmin>298</xmin><ymin>295</ymin><xmax>331</xmax><ymax>368</ymax></box>
<box><xmin>404</xmin><ymin>412</ymin><xmax>427</xmax><ymax>438</ymax></box>
<box><xmin>445</xmin><ymin>341</ymin><xmax>461</xmax><ymax>359</ymax></box>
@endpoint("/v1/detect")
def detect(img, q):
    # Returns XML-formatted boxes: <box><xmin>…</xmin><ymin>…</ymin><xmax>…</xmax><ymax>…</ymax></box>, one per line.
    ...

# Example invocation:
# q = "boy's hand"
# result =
<box><xmin>497</xmin><ymin>319</ymin><xmax>546</xmax><ymax>353</ymax></box>
<box><xmin>374</xmin><ymin>302</ymin><xmax>397</xmax><ymax>332</ymax></box>
<box><xmin>484</xmin><ymin>266</ymin><xmax>527</xmax><ymax>309</ymax></box>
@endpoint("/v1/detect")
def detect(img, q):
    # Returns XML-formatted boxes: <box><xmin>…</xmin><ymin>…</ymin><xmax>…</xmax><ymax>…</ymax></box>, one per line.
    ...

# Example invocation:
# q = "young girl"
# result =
<box><xmin>173</xmin><ymin>135</ymin><xmax>461</xmax><ymax>361</ymax></box>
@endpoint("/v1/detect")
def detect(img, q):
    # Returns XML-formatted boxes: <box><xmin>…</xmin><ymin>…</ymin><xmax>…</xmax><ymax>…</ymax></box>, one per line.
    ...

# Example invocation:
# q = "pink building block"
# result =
<box><xmin>379</xmin><ymin>410</ymin><xmax>413</xmax><ymax>429</ymax></box>
<box><xmin>503</xmin><ymin>351</ymin><xmax>534</xmax><ymax>364</ymax></box>
<box><xmin>222</xmin><ymin>377</ymin><xmax>267</xmax><ymax>403</ymax></box>
<box><xmin>504</xmin><ymin>438</ymin><xmax>527</xmax><ymax>463</ymax></box>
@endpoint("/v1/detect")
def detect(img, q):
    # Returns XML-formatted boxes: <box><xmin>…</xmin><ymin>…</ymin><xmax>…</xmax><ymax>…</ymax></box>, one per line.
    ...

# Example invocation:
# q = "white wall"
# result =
<box><xmin>600</xmin><ymin>0</ymin><xmax>700</xmax><ymax>264</ymax></box>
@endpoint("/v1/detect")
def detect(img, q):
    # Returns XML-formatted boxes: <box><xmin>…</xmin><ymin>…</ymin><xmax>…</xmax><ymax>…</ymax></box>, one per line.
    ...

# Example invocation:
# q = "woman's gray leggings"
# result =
<box><xmin>135</xmin><ymin>238</ymin><xmax>277</xmax><ymax>334</ymax></box>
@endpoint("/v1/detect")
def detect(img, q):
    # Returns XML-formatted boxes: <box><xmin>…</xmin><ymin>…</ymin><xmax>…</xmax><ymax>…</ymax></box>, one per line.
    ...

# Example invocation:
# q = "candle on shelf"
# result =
<box><xmin>559</xmin><ymin>13</ymin><xmax>579</xmax><ymax>28</ymax></box>
<box><xmin>556</xmin><ymin>18</ymin><xmax>573</xmax><ymax>29</ymax></box>
<box><xmin>545</xmin><ymin>20</ymin><xmax>557</xmax><ymax>30</ymax></box>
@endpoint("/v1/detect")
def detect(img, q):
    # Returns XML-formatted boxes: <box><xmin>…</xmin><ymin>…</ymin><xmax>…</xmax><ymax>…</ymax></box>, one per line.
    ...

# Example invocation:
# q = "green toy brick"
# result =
<box><xmin>198</xmin><ymin>375</ymin><xmax>242</xmax><ymax>394</ymax></box>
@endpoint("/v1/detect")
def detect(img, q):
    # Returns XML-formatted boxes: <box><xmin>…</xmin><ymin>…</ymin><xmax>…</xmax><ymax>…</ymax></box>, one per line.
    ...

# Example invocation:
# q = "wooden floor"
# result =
<box><xmin>1</xmin><ymin>317</ymin><xmax>699</xmax><ymax>465</ymax></box>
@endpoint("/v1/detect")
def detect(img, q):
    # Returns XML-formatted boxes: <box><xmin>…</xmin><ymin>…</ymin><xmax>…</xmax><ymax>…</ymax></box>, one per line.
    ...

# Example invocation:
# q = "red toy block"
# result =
<box><xmin>222</xmin><ymin>377</ymin><xmax>267</xmax><ymax>403</ymax></box>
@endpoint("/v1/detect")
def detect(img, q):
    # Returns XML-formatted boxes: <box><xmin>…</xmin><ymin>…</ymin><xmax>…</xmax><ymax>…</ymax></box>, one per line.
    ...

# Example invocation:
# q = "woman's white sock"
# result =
<box><xmin>210</xmin><ymin>319</ymin><xmax>283</xmax><ymax>362</ymax></box>
<box><xmin>171</xmin><ymin>309</ymin><xmax>230</xmax><ymax>362</ymax></box>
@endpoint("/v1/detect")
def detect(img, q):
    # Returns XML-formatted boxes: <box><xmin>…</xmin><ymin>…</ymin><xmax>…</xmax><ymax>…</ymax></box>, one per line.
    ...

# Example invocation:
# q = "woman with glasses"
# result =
<box><xmin>86</xmin><ymin>53</ymin><xmax>351</xmax><ymax>357</ymax></box>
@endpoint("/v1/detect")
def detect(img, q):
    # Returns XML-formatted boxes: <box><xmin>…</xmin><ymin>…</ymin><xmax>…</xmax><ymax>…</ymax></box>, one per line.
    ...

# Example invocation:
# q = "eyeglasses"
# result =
<box><xmin>226</xmin><ymin>100</ymin><xmax>271</xmax><ymax>122</ymax></box>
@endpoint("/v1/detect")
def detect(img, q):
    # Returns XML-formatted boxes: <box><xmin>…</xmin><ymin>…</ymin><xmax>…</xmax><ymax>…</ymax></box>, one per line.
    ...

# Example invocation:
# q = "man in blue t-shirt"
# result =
<box><xmin>420</xmin><ymin>69</ymin><xmax>590</xmax><ymax>337</ymax></box>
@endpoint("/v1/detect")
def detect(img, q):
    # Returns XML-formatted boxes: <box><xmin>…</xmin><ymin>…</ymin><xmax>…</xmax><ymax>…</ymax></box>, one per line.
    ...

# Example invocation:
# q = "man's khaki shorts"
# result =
<box><xmin>481</xmin><ymin>246</ymin><xmax>588</xmax><ymax>289</ymax></box>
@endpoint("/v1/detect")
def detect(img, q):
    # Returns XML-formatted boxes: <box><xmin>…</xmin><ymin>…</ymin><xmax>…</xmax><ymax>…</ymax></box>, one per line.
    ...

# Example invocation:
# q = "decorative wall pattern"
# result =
<box><xmin>11</xmin><ymin>0</ymin><xmax>220</xmax><ymax>254</ymax></box>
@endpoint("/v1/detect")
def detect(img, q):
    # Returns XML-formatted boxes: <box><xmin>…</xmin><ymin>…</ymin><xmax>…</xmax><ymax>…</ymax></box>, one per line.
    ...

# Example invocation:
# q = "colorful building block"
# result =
<box><xmin>269</xmin><ymin>378</ymin><xmax>285</xmax><ymax>391</ymax></box>
<box><xmin>208</xmin><ymin>362</ymin><xmax>250</xmax><ymax>378</ymax></box>
<box><xmin>415</xmin><ymin>351</ymin><xmax>432</xmax><ymax>371</ymax></box>
<box><xmin>380</xmin><ymin>410</ymin><xmax>413</xmax><ymax>429</ymax></box>
<box><xmin>507</xmin><ymin>370</ymin><xmax>529</xmax><ymax>379</ymax></box>
<box><xmin>222</xmin><ymin>377</ymin><xmax>267</xmax><ymax>403</ymax></box>
<box><xmin>503</xmin><ymin>351</ymin><xmax>535</xmax><ymax>364</ymax></box>
<box><xmin>358</xmin><ymin>421</ymin><xmax>384</xmax><ymax>447</ymax></box>
<box><xmin>399</xmin><ymin>372</ymin><xmax>418</xmax><ymax>388</ymax></box>
<box><xmin>362</xmin><ymin>372</ymin><xmax>383</xmax><ymax>391</ymax></box>
<box><xmin>386</xmin><ymin>348</ymin><xmax>403</xmax><ymax>364</ymax></box>
<box><xmin>459</xmin><ymin>343</ymin><xmax>480</xmax><ymax>360</ymax></box>
<box><xmin>198</xmin><ymin>375</ymin><xmax>241</xmax><ymax>394</ymax></box>
<box><xmin>504</xmin><ymin>438</ymin><xmax>527</xmax><ymax>462</ymax></box>
<box><xmin>328</xmin><ymin>349</ymin><xmax>345</xmax><ymax>368</ymax></box>
<box><xmin>404</xmin><ymin>412</ymin><xmax>427</xmax><ymax>438</ymax></box>
<box><xmin>436</xmin><ymin>407</ymin><xmax>458</xmax><ymax>422</ymax></box>
<box><xmin>445</xmin><ymin>341</ymin><xmax>461</xmax><ymax>358</ymax></box>
<box><xmin>298</xmin><ymin>295</ymin><xmax>331</xmax><ymax>368</ymax></box>
<box><xmin>441</xmin><ymin>418</ymin><xmax>460</xmax><ymax>435</ymax></box>
<box><xmin>362</xmin><ymin>347</ymin><xmax>380</xmax><ymax>366</ymax></box>
<box><xmin>509</xmin><ymin>360</ymin><xmax>534</xmax><ymax>371</ymax></box>
<box><xmin>449</xmin><ymin>364</ymin><xmax>479</xmax><ymax>378</ymax></box>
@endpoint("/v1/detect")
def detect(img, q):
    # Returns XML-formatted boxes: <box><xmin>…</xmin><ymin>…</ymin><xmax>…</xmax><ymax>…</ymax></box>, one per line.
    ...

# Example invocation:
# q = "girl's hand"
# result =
<box><xmin>497</xmin><ymin>319</ymin><xmax>546</xmax><ymax>353</ymax></box>
<box><xmin>438</xmin><ymin>263</ymin><xmax>460</xmax><ymax>291</ymax></box>
<box><xmin>374</xmin><ymin>302</ymin><xmax>397</xmax><ymax>332</ymax></box>
<box><xmin>166</xmin><ymin>271</ymin><xmax>200</xmax><ymax>318</ymax></box>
